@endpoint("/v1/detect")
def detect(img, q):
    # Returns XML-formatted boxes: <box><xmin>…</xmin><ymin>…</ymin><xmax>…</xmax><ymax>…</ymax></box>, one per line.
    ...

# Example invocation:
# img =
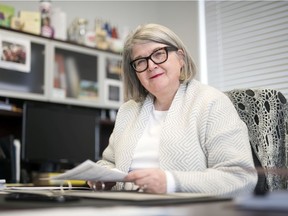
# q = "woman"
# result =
<box><xmin>92</xmin><ymin>23</ymin><xmax>257</xmax><ymax>197</ymax></box>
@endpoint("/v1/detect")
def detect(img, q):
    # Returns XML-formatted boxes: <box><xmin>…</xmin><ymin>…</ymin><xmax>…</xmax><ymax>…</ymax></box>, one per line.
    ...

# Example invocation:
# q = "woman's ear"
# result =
<box><xmin>177</xmin><ymin>49</ymin><xmax>185</xmax><ymax>67</ymax></box>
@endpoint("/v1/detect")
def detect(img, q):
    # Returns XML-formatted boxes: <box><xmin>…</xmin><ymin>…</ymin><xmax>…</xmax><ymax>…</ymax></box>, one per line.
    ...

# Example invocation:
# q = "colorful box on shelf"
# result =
<box><xmin>0</xmin><ymin>4</ymin><xmax>15</xmax><ymax>28</ymax></box>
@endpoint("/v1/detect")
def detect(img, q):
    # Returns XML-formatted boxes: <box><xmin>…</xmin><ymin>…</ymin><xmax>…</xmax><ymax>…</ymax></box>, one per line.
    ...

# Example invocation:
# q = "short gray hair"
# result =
<box><xmin>122</xmin><ymin>23</ymin><xmax>197</xmax><ymax>102</ymax></box>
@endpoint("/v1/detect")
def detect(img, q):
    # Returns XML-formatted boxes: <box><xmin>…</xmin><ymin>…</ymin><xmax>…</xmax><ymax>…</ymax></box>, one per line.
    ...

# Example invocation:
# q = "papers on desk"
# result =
<box><xmin>48</xmin><ymin>159</ymin><xmax>127</xmax><ymax>182</ymax></box>
<box><xmin>234</xmin><ymin>191</ymin><xmax>288</xmax><ymax>211</ymax></box>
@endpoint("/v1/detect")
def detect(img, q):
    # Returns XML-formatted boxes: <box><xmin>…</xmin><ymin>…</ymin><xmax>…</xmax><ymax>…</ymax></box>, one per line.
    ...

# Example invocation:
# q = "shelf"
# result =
<box><xmin>99</xmin><ymin>119</ymin><xmax>115</xmax><ymax>126</ymax></box>
<box><xmin>0</xmin><ymin>109</ymin><xmax>22</xmax><ymax>117</ymax></box>
<box><xmin>0</xmin><ymin>26</ymin><xmax>120</xmax><ymax>55</ymax></box>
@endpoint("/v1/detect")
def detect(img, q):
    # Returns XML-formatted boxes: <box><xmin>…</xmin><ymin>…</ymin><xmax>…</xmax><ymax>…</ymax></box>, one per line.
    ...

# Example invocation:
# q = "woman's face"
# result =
<box><xmin>131</xmin><ymin>42</ymin><xmax>184</xmax><ymax>98</ymax></box>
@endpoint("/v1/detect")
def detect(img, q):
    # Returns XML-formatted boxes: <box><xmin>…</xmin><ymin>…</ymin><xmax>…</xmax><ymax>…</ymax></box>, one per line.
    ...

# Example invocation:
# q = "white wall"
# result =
<box><xmin>2</xmin><ymin>0</ymin><xmax>200</xmax><ymax>78</ymax></box>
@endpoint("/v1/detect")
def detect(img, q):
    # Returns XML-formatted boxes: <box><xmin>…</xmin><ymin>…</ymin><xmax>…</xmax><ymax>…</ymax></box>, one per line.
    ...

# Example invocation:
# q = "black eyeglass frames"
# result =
<box><xmin>130</xmin><ymin>46</ymin><xmax>178</xmax><ymax>73</ymax></box>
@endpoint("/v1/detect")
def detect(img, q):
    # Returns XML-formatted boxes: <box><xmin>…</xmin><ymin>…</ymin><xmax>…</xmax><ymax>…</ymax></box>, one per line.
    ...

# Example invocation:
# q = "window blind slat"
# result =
<box><xmin>208</xmin><ymin>64</ymin><xmax>288</xmax><ymax>80</ymax></box>
<box><xmin>216</xmin><ymin>71</ymin><xmax>288</xmax><ymax>85</ymax></box>
<box><xmin>223</xmin><ymin>37</ymin><xmax>288</xmax><ymax>57</ymax></box>
<box><xmin>222</xmin><ymin>53</ymin><xmax>288</xmax><ymax>71</ymax></box>
<box><xmin>222</xmin><ymin>45</ymin><xmax>288</xmax><ymax>65</ymax></box>
<box><xmin>204</xmin><ymin>1</ymin><xmax>288</xmax><ymax>98</ymax></box>
<box><xmin>220</xmin><ymin>3</ymin><xmax>288</xmax><ymax>30</ymax></box>
<box><xmin>222</xmin><ymin>24</ymin><xmax>288</xmax><ymax>46</ymax></box>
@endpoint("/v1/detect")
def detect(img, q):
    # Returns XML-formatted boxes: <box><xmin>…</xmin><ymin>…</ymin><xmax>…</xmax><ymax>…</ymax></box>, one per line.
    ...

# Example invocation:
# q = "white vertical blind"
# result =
<box><xmin>204</xmin><ymin>0</ymin><xmax>288</xmax><ymax>98</ymax></box>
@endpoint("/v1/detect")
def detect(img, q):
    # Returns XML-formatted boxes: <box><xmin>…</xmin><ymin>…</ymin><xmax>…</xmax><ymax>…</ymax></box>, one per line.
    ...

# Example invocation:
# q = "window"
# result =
<box><xmin>201</xmin><ymin>0</ymin><xmax>288</xmax><ymax>98</ymax></box>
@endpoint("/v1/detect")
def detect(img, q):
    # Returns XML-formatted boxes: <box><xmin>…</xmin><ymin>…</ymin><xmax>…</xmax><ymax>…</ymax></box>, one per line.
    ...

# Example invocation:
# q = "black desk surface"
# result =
<box><xmin>0</xmin><ymin>193</ymin><xmax>287</xmax><ymax>216</ymax></box>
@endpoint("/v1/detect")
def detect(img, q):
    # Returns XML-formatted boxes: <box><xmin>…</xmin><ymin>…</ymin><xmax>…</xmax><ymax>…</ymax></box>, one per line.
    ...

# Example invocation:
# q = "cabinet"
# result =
<box><xmin>0</xmin><ymin>27</ymin><xmax>123</xmax><ymax>109</ymax></box>
<box><xmin>0</xmin><ymin>28</ymin><xmax>120</xmax><ymax>181</ymax></box>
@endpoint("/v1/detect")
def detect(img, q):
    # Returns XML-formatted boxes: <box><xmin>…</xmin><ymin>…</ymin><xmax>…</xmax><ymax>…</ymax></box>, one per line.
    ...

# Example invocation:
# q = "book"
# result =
<box><xmin>0</xmin><ymin>4</ymin><xmax>15</xmax><ymax>27</ymax></box>
<box><xmin>54</xmin><ymin>53</ymin><xmax>67</xmax><ymax>90</ymax></box>
<box><xmin>34</xmin><ymin>172</ymin><xmax>86</xmax><ymax>186</ymax></box>
<box><xmin>78</xmin><ymin>80</ymin><xmax>98</xmax><ymax>100</ymax></box>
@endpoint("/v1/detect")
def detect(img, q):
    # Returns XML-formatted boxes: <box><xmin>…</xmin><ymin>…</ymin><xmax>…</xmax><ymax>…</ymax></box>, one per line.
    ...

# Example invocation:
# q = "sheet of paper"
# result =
<box><xmin>49</xmin><ymin>160</ymin><xmax>127</xmax><ymax>182</ymax></box>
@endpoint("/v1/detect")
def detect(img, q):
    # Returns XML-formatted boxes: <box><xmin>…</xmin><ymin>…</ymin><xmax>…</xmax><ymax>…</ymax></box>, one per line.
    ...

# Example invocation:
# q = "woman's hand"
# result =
<box><xmin>124</xmin><ymin>168</ymin><xmax>167</xmax><ymax>194</ymax></box>
<box><xmin>87</xmin><ymin>181</ymin><xmax>116</xmax><ymax>191</ymax></box>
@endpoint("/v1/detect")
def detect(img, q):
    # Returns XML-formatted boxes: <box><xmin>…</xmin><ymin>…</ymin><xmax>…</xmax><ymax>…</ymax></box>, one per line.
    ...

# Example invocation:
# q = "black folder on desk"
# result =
<box><xmin>3</xmin><ymin>188</ymin><xmax>230</xmax><ymax>206</ymax></box>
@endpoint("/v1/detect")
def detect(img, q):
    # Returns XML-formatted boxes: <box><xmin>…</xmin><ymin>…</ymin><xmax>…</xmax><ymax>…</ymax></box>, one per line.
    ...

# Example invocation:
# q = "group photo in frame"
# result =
<box><xmin>0</xmin><ymin>36</ymin><xmax>31</xmax><ymax>73</ymax></box>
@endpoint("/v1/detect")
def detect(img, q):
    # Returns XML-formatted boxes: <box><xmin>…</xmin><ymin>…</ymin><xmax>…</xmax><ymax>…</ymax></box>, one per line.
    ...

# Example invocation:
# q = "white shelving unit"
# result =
<box><xmin>0</xmin><ymin>28</ymin><xmax>123</xmax><ymax>109</ymax></box>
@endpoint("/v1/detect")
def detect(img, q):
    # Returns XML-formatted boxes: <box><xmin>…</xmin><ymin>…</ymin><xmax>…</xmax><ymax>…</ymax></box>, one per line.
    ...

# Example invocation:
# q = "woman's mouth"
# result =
<box><xmin>150</xmin><ymin>73</ymin><xmax>164</xmax><ymax>79</ymax></box>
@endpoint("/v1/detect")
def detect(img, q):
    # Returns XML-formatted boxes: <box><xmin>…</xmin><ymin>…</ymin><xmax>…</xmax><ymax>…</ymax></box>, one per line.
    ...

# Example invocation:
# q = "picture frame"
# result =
<box><xmin>104</xmin><ymin>79</ymin><xmax>123</xmax><ymax>106</ymax></box>
<box><xmin>105</xmin><ymin>57</ymin><xmax>122</xmax><ymax>80</ymax></box>
<box><xmin>0</xmin><ymin>36</ymin><xmax>31</xmax><ymax>73</ymax></box>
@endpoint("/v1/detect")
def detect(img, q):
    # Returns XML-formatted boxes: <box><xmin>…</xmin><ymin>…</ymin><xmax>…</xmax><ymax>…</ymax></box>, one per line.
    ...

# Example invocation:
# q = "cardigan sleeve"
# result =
<box><xmin>95</xmin><ymin>99</ymin><xmax>141</xmax><ymax>170</ymax></box>
<box><xmin>171</xmin><ymin>94</ymin><xmax>258</xmax><ymax>197</ymax></box>
<box><xmin>96</xmin><ymin>131</ymin><xmax>116</xmax><ymax>169</ymax></box>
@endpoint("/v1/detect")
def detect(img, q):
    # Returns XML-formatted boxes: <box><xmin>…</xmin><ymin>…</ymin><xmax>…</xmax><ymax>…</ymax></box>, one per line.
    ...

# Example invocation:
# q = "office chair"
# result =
<box><xmin>225</xmin><ymin>89</ymin><xmax>288</xmax><ymax>193</ymax></box>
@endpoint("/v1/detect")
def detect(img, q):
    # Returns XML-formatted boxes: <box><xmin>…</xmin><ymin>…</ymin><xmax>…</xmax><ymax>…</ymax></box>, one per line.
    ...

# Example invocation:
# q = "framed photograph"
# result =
<box><xmin>105</xmin><ymin>57</ymin><xmax>122</xmax><ymax>80</ymax></box>
<box><xmin>0</xmin><ymin>36</ymin><xmax>31</xmax><ymax>72</ymax></box>
<box><xmin>104</xmin><ymin>79</ymin><xmax>123</xmax><ymax>106</ymax></box>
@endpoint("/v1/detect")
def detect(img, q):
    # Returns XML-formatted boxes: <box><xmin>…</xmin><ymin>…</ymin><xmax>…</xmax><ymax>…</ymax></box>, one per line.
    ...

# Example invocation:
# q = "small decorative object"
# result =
<box><xmin>41</xmin><ymin>16</ymin><xmax>54</xmax><ymax>38</ymax></box>
<box><xmin>76</xmin><ymin>18</ymin><xmax>88</xmax><ymax>44</ymax></box>
<box><xmin>94</xmin><ymin>19</ymin><xmax>109</xmax><ymax>50</ymax></box>
<box><xmin>39</xmin><ymin>0</ymin><xmax>54</xmax><ymax>38</ymax></box>
<box><xmin>67</xmin><ymin>18</ymin><xmax>88</xmax><ymax>44</ymax></box>
<box><xmin>10</xmin><ymin>17</ymin><xmax>25</xmax><ymax>31</ymax></box>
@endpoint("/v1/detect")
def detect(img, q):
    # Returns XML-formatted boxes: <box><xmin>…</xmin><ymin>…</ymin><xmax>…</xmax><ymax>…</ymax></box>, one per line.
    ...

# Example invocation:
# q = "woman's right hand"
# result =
<box><xmin>87</xmin><ymin>181</ymin><xmax>116</xmax><ymax>191</ymax></box>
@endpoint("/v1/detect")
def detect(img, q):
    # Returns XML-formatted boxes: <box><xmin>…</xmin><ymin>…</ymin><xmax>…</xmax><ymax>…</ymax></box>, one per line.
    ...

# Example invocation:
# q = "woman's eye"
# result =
<box><xmin>136</xmin><ymin>59</ymin><xmax>146</xmax><ymax>66</ymax></box>
<box><xmin>153</xmin><ymin>50</ymin><xmax>165</xmax><ymax>58</ymax></box>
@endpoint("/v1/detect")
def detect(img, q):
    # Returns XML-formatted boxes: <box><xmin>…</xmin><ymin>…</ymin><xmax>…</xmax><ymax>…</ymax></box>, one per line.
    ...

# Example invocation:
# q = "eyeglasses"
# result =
<box><xmin>130</xmin><ymin>46</ymin><xmax>178</xmax><ymax>73</ymax></box>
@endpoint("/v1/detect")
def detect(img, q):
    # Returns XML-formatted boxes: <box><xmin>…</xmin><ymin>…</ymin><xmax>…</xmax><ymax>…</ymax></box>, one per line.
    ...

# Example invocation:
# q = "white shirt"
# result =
<box><xmin>130</xmin><ymin>108</ymin><xmax>176</xmax><ymax>192</ymax></box>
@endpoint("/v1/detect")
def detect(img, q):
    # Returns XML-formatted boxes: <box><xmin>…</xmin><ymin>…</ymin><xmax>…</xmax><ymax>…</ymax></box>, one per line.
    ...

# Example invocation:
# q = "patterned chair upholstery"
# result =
<box><xmin>225</xmin><ymin>89</ymin><xmax>288</xmax><ymax>193</ymax></box>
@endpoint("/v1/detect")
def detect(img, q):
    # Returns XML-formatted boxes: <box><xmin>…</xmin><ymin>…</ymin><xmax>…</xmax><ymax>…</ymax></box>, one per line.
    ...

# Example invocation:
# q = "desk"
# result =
<box><xmin>0</xmin><ymin>194</ymin><xmax>287</xmax><ymax>216</ymax></box>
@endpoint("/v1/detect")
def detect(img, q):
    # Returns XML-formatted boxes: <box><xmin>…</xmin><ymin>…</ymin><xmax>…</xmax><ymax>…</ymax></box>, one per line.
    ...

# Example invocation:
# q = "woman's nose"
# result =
<box><xmin>147</xmin><ymin>58</ymin><xmax>157</xmax><ymax>71</ymax></box>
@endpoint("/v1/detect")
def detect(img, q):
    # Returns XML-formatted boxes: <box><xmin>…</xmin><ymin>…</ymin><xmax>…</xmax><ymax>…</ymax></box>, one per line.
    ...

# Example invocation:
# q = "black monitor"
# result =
<box><xmin>22</xmin><ymin>101</ymin><xmax>100</xmax><ymax>171</ymax></box>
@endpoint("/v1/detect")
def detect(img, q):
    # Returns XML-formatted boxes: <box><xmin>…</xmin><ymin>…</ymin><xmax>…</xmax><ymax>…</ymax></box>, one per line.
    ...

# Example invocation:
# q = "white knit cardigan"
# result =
<box><xmin>97</xmin><ymin>79</ymin><xmax>257</xmax><ymax>197</ymax></box>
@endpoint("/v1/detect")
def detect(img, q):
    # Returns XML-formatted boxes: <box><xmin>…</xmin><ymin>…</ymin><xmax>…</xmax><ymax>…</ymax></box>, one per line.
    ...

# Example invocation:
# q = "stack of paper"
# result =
<box><xmin>49</xmin><ymin>160</ymin><xmax>127</xmax><ymax>182</ymax></box>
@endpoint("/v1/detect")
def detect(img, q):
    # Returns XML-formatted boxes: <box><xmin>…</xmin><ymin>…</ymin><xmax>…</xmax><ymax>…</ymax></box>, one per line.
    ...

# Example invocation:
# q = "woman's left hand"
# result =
<box><xmin>124</xmin><ymin>168</ymin><xmax>167</xmax><ymax>193</ymax></box>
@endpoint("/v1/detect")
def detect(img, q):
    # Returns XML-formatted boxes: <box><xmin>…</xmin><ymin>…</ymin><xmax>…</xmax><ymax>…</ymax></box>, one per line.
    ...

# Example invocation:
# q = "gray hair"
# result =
<box><xmin>122</xmin><ymin>23</ymin><xmax>197</xmax><ymax>102</ymax></box>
